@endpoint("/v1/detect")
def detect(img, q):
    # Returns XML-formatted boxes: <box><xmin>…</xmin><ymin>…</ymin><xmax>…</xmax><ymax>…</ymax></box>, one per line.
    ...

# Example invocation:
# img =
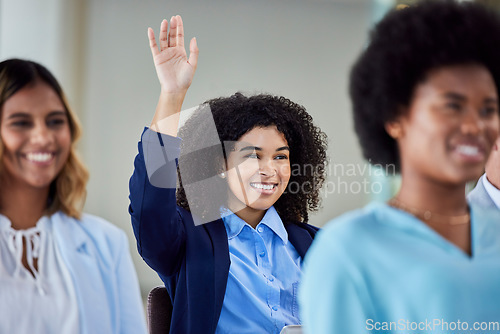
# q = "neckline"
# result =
<box><xmin>221</xmin><ymin>206</ymin><xmax>288</xmax><ymax>243</ymax></box>
<box><xmin>0</xmin><ymin>214</ymin><xmax>50</xmax><ymax>232</ymax></box>
<box><xmin>370</xmin><ymin>201</ymin><xmax>476</xmax><ymax>260</ymax></box>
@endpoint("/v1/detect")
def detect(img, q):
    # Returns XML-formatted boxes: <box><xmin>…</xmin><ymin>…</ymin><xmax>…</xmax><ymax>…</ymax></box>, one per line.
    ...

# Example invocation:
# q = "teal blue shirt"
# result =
<box><xmin>300</xmin><ymin>202</ymin><xmax>500</xmax><ymax>333</ymax></box>
<box><xmin>216</xmin><ymin>206</ymin><xmax>302</xmax><ymax>333</ymax></box>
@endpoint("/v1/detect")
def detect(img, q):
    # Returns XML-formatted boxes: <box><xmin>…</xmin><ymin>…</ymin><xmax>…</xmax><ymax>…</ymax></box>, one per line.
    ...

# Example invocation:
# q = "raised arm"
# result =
<box><xmin>129</xmin><ymin>15</ymin><xmax>198</xmax><ymax>277</ymax></box>
<box><xmin>148</xmin><ymin>15</ymin><xmax>199</xmax><ymax>136</ymax></box>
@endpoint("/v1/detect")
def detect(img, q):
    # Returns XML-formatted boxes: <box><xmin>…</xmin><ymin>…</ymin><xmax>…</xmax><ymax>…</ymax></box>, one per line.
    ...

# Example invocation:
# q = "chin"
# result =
<box><xmin>246</xmin><ymin>199</ymin><xmax>277</xmax><ymax>211</ymax></box>
<box><xmin>445</xmin><ymin>169</ymin><xmax>483</xmax><ymax>185</ymax></box>
<box><xmin>27</xmin><ymin>177</ymin><xmax>55</xmax><ymax>189</ymax></box>
<box><xmin>248</xmin><ymin>205</ymin><xmax>272</xmax><ymax>211</ymax></box>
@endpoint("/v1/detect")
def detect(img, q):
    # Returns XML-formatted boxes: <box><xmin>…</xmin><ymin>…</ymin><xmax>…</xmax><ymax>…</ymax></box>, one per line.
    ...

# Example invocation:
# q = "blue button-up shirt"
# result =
<box><xmin>216</xmin><ymin>206</ymin><xmax>302</xmax><ymax>334</ymax></box>
<box><xmin>482</xmin><ymin>174</ymin><xmax>500</xmax><ymax>209</ymax></box>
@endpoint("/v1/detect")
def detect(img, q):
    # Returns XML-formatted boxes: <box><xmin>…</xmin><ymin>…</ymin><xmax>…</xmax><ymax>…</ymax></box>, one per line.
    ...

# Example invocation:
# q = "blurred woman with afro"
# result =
<box><xmin>300</xmin><ymin>1</ymin><xmax>500</xmax><ymax>333</ymax></box>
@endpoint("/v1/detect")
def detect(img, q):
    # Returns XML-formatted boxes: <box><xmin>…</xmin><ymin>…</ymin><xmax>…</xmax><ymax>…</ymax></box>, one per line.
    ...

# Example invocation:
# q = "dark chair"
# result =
<box><xmin>147</xmin><ymin>286</ymin><xmax>173</xmax><ymax>334</ymax></box>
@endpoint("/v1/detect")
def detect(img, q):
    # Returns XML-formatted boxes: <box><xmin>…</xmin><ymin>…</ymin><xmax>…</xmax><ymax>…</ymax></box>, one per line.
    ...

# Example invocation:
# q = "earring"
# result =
<box><xmin>220</xmin><ymin>172</ymin><xmax>226</xmax><ymax>178</ymax></box>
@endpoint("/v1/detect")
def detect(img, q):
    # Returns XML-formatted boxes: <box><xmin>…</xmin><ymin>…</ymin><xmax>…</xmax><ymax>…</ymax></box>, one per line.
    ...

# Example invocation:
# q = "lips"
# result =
<box><xmin>250</xmin><ymin>182</ymin><xmax>278</xmax><ymax>194</ymax></box>
<box><xmin>451</xmin><ymin>142</ymin><xmax>486</xmax><ymax>162</ymax></box>
<box><xmin>250</xmin><ymin>182</ymin><xmax>276</xmax><ymax>190</ymax></box>
<box><xmin>24</xmin><ymin>152</ymin><xmax>55</xmax><ymax>164</ymax></box>
<box><xmin>456</xmin><ymin>145</ymin><xmax>480</xmax><ymax>156</ymax></box>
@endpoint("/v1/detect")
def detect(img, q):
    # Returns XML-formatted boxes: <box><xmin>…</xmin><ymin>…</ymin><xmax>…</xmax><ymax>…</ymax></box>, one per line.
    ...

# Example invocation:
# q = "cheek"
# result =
<box><xmin>227</xmin><ymin>158</ymin><xmax>260</xmax><ymax>179</ymax></box>
<box><xmin>278</xmin><ymin>163</ymin><xmax>291</xmax><ymax>183</ymax></box>
<box><xmin>58</xmin><ymin>128</ymin><xmax>72</xmax><ymax>156</ymax></box>
<box><xmin>486</xmin><ymin>115</ymin><xmax>500</xmax><ymax>141</ymax></box>
<box><xmin>225</xmin><ymin>171</ymin><xmax>248</xmax><ymax>205</ymax></box>
<box><xmin>0</xmin><ymin>128</ymin><xmax>22</xmax><ymax>157</ymax></box>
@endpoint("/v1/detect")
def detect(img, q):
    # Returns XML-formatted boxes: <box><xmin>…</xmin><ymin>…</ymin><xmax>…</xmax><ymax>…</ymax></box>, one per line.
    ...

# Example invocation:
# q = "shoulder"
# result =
<box><xmin>285</xmin><ymin>221</ymin><xmax>319</xmax><ymax>235</ymax></box>
<box><xmin>318</xmin><ymin>204</ymin><xmax>380</xmax><ymax>243</ymax></box>
<box><xmin>302</xmin><ymin>204</ymin><xmax>381</xmax><ymax>265</ymax></box>
<box><xmin>302</xmin><ymin>206</ymin><xmax>381</xmax><ymax>288</ymax></box>
<box><xmin>52</xmin><ymin>211</ymin><xmax>128</xmax><ymax>250</ymax></box>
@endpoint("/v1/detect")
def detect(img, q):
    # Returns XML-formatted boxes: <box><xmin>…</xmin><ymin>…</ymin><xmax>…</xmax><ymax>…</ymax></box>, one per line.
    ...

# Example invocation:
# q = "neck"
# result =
<box><xmin>0</xmin><ymin>179</ymin><xmax>49</xmax><ymax>230</ymax></box>
<box><xmin>397</xmin><ymin>169</ymin><xmax>469</xmax><ymax>216</ymax></box>
<box><xmin>231</xmin><ymin>206</ymin><xmax>266</xmax><ymax>229</ymax></box>
<box><xmin>394</xmin><ymin>168</ymin><xmax>472</xmax><ymax>256</ymax></box>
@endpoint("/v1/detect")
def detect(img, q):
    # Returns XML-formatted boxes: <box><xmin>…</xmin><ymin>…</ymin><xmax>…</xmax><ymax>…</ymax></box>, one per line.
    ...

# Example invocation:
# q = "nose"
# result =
<box><xmin>259</xmin><ymin>159</ymin><xmax>277</xmax><ymax>177</ymax></box>
<box><xmin>30</xmin><ymin>122</ymin><xmax>54</xmax><ymax>146</ymax></box>
<box><xmin>460</xmin><ymin>108</ymin><xmax>483</xmax><ymax>135</ymax></box>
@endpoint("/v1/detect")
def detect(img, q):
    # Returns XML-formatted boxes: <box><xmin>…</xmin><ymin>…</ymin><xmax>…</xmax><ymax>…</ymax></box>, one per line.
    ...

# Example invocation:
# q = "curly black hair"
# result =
<box><xmin>350</xmin><ymin>0</ymin><xmax>500</xmax><ymax>172</ymax></box>
<box><xmin>175</xmin><ymin>92</ymin><xmax>327</xmax><ymax>224</ymax></box>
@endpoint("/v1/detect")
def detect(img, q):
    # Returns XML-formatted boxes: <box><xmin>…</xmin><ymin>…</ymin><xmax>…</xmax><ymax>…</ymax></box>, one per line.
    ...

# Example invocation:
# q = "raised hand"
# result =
<box><xmin>148</xmin><ymin>15</ymin><xmax>199</xmax><ymax>135</ymax></box>
<box><xmin>148</xmin><ymin>15</ymin><xmax>199</xmax><ymax>95</ymax></box>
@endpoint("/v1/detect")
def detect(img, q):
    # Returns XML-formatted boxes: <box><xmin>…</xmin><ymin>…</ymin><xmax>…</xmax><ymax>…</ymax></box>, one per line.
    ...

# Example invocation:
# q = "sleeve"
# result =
<box><xmin>114</xmin><ymin>230</ymin><xmax>148</xmax><ymax>334</ymax></box>
<box><xmin>298</xmin><ymin>228</ymin><xmax>376</xmax><ymax>334</ymax></box>
<box><xmin>128</xmin><ymin>127</ymin><xmax>186</xmax><ymax>277</ymax></box>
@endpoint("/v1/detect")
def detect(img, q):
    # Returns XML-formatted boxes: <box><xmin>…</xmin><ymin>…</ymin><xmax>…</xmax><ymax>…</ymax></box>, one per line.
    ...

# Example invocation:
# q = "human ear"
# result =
<box><xmin>217</xmin><ymin>157</ymin><xmax>227</xmax><ymax>179</ymax></box>
<box><xmin>385</xmin><ymin>107</ymin><xmax>408</xmax><ymax>139</ymax></box>
<box><xmin>385</xmin><ymin>121</ymin><xmax>403</xmax><ymax>140</ymax></box>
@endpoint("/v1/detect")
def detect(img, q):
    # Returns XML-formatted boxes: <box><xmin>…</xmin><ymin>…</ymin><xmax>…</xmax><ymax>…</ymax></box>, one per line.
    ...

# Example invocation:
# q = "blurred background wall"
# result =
<box><xmin>1</xmin><ymin>0</ymin><xmax>380</xmax><ymax>296</ymax></box>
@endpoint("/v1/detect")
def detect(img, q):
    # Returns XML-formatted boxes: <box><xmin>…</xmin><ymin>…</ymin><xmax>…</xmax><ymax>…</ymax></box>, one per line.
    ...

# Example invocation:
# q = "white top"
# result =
<box><xmin>0</xmin><ymin>214</ymin><xmax>79</xmax><ymax>334</ymax></box>
<box><xmin>482</xmin><ymin>174</ymin><xmax>500</xmax><ymax>209</ymax></box>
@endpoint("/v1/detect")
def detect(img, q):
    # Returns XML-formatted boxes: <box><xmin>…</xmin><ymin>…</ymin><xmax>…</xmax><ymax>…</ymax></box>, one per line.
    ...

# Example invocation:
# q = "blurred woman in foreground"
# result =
<box><xmin>300</xmin><ymin>1</ymin><xmax>500</xmax><ymax>333</ymax></box>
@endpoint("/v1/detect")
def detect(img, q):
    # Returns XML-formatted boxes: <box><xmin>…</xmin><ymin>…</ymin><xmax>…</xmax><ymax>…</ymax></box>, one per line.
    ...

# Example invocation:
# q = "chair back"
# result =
<box><xmin>147</xmin><ymin>286</ymin><xmax>173</xmax><ymax>334</ymax></box>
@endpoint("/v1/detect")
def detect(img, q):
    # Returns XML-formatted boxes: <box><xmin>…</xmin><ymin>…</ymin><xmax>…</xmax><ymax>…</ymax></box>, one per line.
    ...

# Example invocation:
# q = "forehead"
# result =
<box><xmin>236</xmin><ymin>126</ymin><xmax>288</xmax><ymax>148</ymax></box>
<box><xmin>2</xmin><ymin>81</ymin><xmax>65</xmax><ymax>118</ymax></box>
<box><xmin>417</xmin><ymin>64</ymin><xmax>498</xmax><ymax>99</ymax></box>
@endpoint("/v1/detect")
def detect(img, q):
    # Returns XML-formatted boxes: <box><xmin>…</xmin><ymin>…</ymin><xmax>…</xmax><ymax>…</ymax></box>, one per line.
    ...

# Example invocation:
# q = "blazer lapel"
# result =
<box><xmin>204</xmin><ymin>219</ymin><xmax>230</xmax><ymax>332</ymax></box>
<box><xmin>51</xmin><ymin>213</ymin><xmax>112</xmax><ymax>334</ymax></box>
<box><xmin>286</xmin><ymin>223</ymin><xmax>314</xmax><ymax>259</ymax></box>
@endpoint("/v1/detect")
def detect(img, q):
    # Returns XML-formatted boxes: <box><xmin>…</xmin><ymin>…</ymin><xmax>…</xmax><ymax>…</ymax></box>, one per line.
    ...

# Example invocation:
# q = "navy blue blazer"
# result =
<box><xmin>129</xmin><ymin>129</ymin><xmax>319</xmax><ymax>334</ymax></box>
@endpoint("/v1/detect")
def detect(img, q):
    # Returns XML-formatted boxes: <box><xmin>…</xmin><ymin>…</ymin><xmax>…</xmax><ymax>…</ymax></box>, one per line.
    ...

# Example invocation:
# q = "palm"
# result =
<box><xmin>148</xmin><ymin>16</ymin><xmax>198</xmax><ymax>94</ymax></box>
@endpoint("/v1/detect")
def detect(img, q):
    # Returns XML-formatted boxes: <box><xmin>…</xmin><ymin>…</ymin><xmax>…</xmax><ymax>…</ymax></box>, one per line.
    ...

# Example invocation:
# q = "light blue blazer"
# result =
<box><xmin>467</xmin><ymin>175</ymin><xmax>498</xmax><ymax>210</ymax></box>
<box><xmin>51</xmin><ymin>211</ymin><xmax>147</xmax><ymax>334</ymax></box>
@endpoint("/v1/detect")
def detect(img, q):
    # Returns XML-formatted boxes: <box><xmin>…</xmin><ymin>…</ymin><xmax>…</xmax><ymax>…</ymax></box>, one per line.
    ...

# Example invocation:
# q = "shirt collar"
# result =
<box><xmin>221</xmin><ymin>206</ymin><xmax>289</xmax><ymax>244</ymax></box>
<box><xmin>482</xmin><ymin>173</ymin><xmax>500</xmax><ymax>209</ymax></box>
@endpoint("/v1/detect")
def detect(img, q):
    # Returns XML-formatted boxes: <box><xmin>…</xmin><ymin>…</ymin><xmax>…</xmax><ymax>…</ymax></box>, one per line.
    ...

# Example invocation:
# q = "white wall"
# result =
<box><xmin>1</xmin><ymin>0</ymin><xmax>372</xmax><ymax>296</ymax></box>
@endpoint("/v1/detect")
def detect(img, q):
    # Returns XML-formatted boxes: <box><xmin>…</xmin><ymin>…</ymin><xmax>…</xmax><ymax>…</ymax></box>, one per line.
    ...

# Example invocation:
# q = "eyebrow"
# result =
<box><xmin>7</xmin><ymin>111</ymin><xmax>66</xmax><ymax>119</ymax></box>
<box><xmin>443</xmin><ymin>92</ymin><xmax>466</xmax><ymax>101</ymax></box>
<box><xmin>239</xmin><ymin>145</ymin><xmax>290</xmax><ymax>152</ymax></box>
<box><xmin>444</xmin><ymin>92</ymin><xmax>498</xmax><ymax>104</ymax></box>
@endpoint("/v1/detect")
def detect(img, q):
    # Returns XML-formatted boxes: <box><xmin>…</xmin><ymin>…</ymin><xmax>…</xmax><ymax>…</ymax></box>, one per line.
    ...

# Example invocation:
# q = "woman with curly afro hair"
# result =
<box><xmin>128</xmin><ymin>16</ymin><xmax>327</xmax><ymax>334</ymax></box>
<box><xmin>300</xmin><ymin>1</ymin><xmax>500</xmax><ymax>333</ymax></box>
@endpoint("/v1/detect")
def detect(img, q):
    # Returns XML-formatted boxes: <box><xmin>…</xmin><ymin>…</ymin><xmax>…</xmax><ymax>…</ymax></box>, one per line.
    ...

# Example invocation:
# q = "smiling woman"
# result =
<box><xmin>299</xmin><ymin>1</ymin><xmax>500</xmax><ymax>333</ymax></box>
<box><xmin>225</xmin><ymin>126</ymin><xmax>291</xmax><ymax>224</ymax></box>
<box><xmin>0</xmin><ymin>59</ymin><xmax>147</xmax><ymax>334</ymax></box>
<box><xmin>128</xmin><ymin>15</ymin><xmax>328</xmax><ymax>334</ymax></box>
<box><xmin>1</xmin><ymin>81</ymin><xmax>72</xmax><ymax>199</ymax></box>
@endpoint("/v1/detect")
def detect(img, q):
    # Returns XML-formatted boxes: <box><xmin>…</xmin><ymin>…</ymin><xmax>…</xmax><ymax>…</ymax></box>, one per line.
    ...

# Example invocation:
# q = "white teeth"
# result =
<box><xmin>26</xmin><ymin>153</ymin><xmax>53</xmax><ymax>162</ymax></box>
<box><xmin>251</xmin><ymin>183</ymin><xmax>275</xmax><ymax>190</ymax></box>
<box><xmin>456</xmin><ymin>145</ymin><xmax>479</xmax><ymax>156</ymax></box>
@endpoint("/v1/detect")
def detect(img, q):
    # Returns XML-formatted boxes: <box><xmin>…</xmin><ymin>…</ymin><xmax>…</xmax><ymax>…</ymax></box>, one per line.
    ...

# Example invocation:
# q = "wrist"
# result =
<box><xmin>159</xmin><ymin>86</ymin><xmax>188</xmax><ymax>97</ymax></box>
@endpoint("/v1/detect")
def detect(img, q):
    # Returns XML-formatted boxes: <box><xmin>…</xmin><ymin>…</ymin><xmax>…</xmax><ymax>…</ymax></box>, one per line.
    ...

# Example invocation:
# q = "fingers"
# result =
<box><xmin>188</xmin><ymin>37</ymin><xmax>199</xmax><ymax>69</ymax></box>
<box><xmin>149</xmin><ymin>15</ymin><xmax>188</xmax><ymax>55</ymax></box>
<box><xmin>159</xmin><ymin>19</ymin><xmax>168</xmax><ymax>51</ymax></box>
<box><xmin>168</xmin><ymin>16</ymin><xmax>177</xmax><ymax>47</ymax></box>
<box><xmin>148</xmin><ymin>27</ymin><xmax>159</xmax><ymax>57</ymax></box>
<box><xmin>176</xmin><ymin>15</ymin><xmax>185</xmax><ymax>48</ymax></box>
